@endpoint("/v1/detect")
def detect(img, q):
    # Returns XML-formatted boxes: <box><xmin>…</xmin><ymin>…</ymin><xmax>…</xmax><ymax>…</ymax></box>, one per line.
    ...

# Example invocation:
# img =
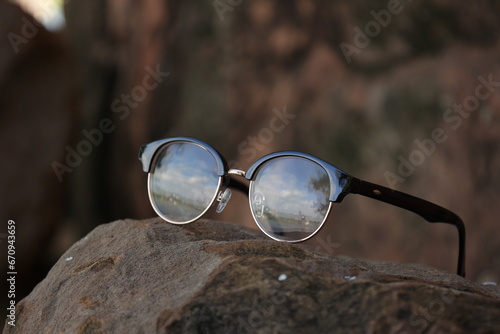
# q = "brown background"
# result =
<box><xmin>1</xmin><ymin>0</ymin><xmax>499</xmax><ymax>321</ymax></box>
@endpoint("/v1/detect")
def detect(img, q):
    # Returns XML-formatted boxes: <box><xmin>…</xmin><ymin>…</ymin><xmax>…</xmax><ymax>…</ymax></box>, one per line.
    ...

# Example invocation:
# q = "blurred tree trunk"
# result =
<box><xmin>64</xmin><ymin>0</ymin><xmax>180</xmax><ymax>228</ymax></box>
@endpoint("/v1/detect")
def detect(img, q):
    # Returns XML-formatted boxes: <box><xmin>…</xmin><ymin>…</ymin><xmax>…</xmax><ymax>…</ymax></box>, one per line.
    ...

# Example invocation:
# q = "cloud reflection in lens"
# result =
<box><xmin>250</xmin><ymin>157</ymin><xmax>331</xmax><ymax>241</ymax></box>
<box><xmin>149</xmin><ymin>142</ymin><xmax>220</xmax><ymax>223</ymax></box>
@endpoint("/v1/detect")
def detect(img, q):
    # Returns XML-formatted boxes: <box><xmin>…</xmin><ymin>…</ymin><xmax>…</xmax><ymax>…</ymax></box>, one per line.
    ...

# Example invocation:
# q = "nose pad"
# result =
<box><xmin>216</xmin><ymin>188</ymin><xmax>232</xmax><ymax>213</ymax></box>
<box><xmin>251</xmin><ymin>191</ymin><xmax>266</xmax><ymax>217</ymax></box>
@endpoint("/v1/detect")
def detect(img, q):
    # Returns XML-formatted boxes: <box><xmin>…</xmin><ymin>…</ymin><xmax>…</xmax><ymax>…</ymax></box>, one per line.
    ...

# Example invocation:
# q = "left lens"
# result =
<box><xmin>149</xmin><ymin>141</ymin><xmax>221</xmax><ymax>223</ymax></box>
<box><xmin>249</xmin><ymin>156</ymin><xmax>331</xmax><ymax>241</ymax></box>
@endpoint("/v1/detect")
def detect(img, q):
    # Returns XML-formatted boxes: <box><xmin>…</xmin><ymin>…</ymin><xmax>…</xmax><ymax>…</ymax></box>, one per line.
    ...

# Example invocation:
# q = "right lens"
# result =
<box><xmin>249</xmin><ymin>156</ymin><xmax>331</xmax><ymax>242</ymax></box>
<box><xmin>149</xmin><ymin>141</ymin><xmax>221</xmax><ymax>223</ymax></box>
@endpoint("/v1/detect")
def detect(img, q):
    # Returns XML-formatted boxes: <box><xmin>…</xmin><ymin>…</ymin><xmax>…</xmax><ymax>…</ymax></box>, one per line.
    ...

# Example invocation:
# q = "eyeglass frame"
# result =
<box><xmin>139</xmin><ymin>137</ymin><xmax>466</xmax><ymax>277</ymax></box>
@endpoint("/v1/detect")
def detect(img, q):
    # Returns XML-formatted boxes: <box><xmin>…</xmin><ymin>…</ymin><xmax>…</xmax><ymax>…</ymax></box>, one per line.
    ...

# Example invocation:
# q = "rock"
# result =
<box><xmin>5</xmin><ymin>218</ymin><xmax>500</xmax><ymax>333</ymax></box>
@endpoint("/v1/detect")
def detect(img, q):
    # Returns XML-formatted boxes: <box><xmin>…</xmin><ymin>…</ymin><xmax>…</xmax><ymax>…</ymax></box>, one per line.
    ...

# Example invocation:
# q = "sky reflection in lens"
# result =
<box><xmin>150</xmin><ymin>142</ymin><xmax>220</xmax><ymax>223</ymax></box>
<box><xmin>250</xmin><ymin>157</ymin><xmax>331</xmax><ymax>241</ymax></box>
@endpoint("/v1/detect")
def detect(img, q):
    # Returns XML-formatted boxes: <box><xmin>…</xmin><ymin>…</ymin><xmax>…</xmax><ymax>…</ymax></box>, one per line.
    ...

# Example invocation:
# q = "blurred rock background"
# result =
<box><xmin>1</xmin><ymin>0</ymin><xmax>499</xmax><ymax>322</ymax></box>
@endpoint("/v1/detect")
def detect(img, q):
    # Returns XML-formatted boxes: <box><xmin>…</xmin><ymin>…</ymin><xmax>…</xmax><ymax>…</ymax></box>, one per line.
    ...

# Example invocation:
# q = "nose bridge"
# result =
<box><xmin>228</xmin><ymin>169</ymin><xmax>246</xmax><ymax>178</ymax></box>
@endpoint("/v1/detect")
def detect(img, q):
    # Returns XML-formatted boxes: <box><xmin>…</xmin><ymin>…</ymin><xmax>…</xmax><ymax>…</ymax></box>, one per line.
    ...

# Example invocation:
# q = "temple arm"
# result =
<box><xmin>348</xmin><ymin>178</ymin><xmax>466</xmax><ymax>277</ymax></box>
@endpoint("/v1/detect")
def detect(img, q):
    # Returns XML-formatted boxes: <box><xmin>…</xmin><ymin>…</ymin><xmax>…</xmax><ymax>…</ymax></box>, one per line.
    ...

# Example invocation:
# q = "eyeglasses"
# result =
<box><xmin>139</xmin><ymin>137</ymin><xmax>466</xmax><ymax>277</ymax></box>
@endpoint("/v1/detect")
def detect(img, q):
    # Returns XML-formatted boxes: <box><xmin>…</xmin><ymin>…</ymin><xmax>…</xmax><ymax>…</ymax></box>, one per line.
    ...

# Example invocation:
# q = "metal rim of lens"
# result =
<box><xmin>248</xmin><ymin>158</ymin><xmax>333</xmax><ymax>243</ymax></box>
<box><xmin>147</xmin><ymin>142</ymin><xmax>223</xmax><ymax>225</ymax></box>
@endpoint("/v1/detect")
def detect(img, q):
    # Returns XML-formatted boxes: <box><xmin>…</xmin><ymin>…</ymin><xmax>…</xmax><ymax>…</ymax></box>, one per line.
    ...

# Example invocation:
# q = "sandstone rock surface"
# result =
<box><xmin>5</xmin><ymin>218</ymin><xmax>500</xmax><ymax>333</ymax></box>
